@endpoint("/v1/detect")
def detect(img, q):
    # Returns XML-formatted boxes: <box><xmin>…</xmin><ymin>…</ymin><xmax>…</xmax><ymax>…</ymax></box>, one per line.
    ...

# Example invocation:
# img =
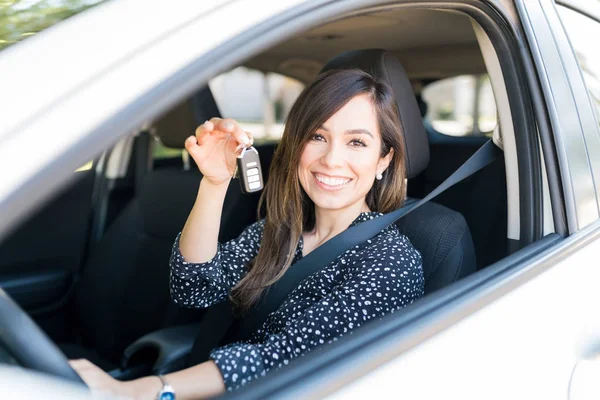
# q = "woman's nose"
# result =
<box><xmin>321</xmin><ymin>143</ymin><xmax>346</xmax><ymax>168</ymax></box>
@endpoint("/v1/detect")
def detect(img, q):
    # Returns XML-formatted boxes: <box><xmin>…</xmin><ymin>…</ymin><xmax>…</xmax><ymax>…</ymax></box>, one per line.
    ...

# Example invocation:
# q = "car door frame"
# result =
<box><xmin>228</xmin><ymin>0</ymin><xmax>600</xmax><ymax>398</ymax></box>
<box><xmin>517</xmin><ymin>0</ymin><xmax>600</xmax><ymax>233</ymax></box>
<box><xmin>0</xmin><ymin>0</ymin><xmax>589</xmax><ymax>398</ymax></box>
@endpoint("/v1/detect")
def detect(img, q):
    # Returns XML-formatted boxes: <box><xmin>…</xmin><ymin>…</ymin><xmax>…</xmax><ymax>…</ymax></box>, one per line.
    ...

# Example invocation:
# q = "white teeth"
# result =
<box><xmin>315</xmin><ymin>174</ymin><xmax>350</xmax><ymax>186</ymax></box>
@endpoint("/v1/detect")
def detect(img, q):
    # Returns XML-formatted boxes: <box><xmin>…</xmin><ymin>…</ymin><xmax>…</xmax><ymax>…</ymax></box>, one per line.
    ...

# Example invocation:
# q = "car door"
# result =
<box><xmin>0</xmin><ymin>0</ymin><xmax>113</xmax><ymax>342</ymax></box>
<box><xmin>207</xmin><ymin>1</ymin><xmax>598</xmax><ymax>399</ymax></box>
<box><xmin>0</xmin><ymin>0</ymin><xmax>597</xmax><ymax>398</ymax></box>
<box><xmin>0</xmin><ymin>0</ymin><xmax>309</xmax><ymax>346</ymax></box>
<box><xmin>0</xmin><ymin>164</ymin><xmax>95</xmax><ymax>340</ymax></box>
<box><xmin>283</xmin><ymin>1</ymin><xmax>600</xmax><ymax>399</ymax></box>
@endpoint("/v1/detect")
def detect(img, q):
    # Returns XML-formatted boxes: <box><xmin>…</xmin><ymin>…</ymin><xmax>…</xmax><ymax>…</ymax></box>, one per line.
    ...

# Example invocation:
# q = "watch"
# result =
<box><xmin>156</xmin><ymin>374</ymin><xmax>176</xmax><ymax>400</ymax></box>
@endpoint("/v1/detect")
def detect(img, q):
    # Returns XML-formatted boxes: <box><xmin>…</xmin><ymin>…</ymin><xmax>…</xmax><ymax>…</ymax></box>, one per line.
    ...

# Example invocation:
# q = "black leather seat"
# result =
<box><xmin>320</xmin><ymin>49</ymin><xmax>476</xmax><ymax>293</ymax></box>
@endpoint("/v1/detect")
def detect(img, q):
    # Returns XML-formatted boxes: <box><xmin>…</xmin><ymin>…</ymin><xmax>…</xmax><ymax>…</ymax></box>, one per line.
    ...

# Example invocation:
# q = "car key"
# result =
<box><xmin>236</xmin><ymin>146</ymin><xmax>264</xmax><ymax>194</ymax></box>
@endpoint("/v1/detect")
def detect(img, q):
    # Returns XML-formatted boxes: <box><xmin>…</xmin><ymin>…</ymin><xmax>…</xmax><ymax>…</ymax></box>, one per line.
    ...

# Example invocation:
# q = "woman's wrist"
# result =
<box><xmin>200</xmin><ymin>176</ymin><xmax>232</xmax><ymax>191</ymax></box>
<box><xmin>121</xmin><ymin>376</ymin><xmax>163</xmax><ymax>400</ymax></box>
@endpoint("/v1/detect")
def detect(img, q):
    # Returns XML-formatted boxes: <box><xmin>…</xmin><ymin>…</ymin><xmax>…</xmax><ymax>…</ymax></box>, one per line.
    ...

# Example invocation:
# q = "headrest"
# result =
<box><xmin>320</xmin><ymin>49</ymin><xmax>429</xmax><ymax>178</ymax></box>
<box><xmin>153</xmin><ymin>86</ymin><xmax>221</xmax><ymax>149</ymax></box>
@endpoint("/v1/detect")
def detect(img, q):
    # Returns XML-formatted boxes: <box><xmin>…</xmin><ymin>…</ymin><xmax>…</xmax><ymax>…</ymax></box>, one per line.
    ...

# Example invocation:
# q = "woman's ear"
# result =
<box><xmin>378</xmin><ymin>148</ymin><xmax>394</xmax><ymax>175</ymax></box>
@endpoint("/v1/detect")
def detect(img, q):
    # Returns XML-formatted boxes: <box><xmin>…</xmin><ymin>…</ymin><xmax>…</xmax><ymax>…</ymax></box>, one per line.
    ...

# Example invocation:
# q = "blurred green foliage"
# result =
<box><xmin>0</xmin><ymin>0</ymin><xmax>106</xmax><ymax>51</ymax></box>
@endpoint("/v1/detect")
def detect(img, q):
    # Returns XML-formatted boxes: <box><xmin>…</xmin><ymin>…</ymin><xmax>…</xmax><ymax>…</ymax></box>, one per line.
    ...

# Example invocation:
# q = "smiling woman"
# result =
<box><xmin>232</xmin><ymin>69</ymin><xmax>409</xmax><ymax>313</ymax></box>
<box><xmin>70</xmin><ymin>68</ymin><xmax>425</xmax><ymax>398</ymax></box>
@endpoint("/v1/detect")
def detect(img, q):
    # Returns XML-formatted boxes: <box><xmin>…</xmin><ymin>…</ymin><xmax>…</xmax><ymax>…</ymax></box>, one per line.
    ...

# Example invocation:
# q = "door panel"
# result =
<box><xmin>0</xmin><ymin>169</ymin><xmax>94</xmax><ymax>328</ymax></box>
<box><xmin>327</xmin><ymin>224</ymin><xmax>600</xmax><ymax>399</ymax></box>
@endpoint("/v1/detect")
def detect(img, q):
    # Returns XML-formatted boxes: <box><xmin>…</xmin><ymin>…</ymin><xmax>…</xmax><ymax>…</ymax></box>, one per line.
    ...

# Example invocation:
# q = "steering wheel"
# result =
<box><xmin>0</xmin><ymin>288</ymin><xmax>86</xmax><ymax>385</ymax></box>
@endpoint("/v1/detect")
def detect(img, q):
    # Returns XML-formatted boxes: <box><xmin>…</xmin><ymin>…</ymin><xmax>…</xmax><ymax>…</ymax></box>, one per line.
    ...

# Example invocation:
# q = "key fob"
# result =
<box><xmin>236</xmin><ymin>146</ymin><xmax>264</xmax><ymax>194</ymax></box>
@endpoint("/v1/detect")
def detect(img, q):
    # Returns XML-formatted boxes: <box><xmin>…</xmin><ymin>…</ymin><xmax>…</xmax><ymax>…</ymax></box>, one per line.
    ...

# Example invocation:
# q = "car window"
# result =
<box><xmin>0</xmin><ymin>0</ymin><xmax>107</xmax><ymax>52</ymax></box>
<box><xmin>153</xmin><ymin>67</ymin><xmax>305</xmax><ymax>160</ymax></box>
<box><xmin>557</xmin><ymin>6</ymin><xmax>600</xmax><ymax>126</ymax></box>
<box><xmin>422</xmin><ymin>74</ymin><xmax>497</xmax><ymax>137</ymax></box>
<box><xmin>209</xmin><ymin>67</ymin><xmax>305</xmax><ymax>144</ymax></box>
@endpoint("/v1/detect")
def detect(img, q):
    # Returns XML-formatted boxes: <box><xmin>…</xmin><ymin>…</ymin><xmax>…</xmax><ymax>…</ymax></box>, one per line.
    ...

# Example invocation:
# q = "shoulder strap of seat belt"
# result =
<box><xmin>222</xmin><ymin>139</ymin><xmax>501</xmax><ymax>344</ymax></box>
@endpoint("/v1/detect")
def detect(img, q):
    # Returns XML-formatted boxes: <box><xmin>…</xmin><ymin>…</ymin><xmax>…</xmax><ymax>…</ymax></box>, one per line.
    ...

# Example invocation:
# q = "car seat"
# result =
<box><xmin>320</xmin><ymin>49</ymin><xmax>476</xmax><ymax>294</ymax></box>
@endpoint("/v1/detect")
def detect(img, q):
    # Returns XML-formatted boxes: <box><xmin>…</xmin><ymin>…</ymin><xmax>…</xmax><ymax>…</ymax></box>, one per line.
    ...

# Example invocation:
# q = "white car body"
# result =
<box><xmin>0</xmin><ymin>0</ymin><xmax>599</xmax><ymax>399</ymax></box>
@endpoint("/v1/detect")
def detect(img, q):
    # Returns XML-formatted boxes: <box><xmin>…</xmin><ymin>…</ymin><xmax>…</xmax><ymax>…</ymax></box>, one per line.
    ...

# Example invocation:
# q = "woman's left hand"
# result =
<box><xmin>69</xmin><ymin>359</ymin><xmax>130</xmax><ymax>398</ymax></box>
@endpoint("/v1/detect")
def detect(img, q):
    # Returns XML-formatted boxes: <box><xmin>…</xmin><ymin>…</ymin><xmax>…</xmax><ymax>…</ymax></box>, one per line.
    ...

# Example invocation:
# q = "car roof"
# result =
<box><xmin>0</xmin><ymin>0</ymin><xmax>228</xmax><ymax>141</ymax></box>
<box><xmin>0</xmin><ymin>0</ymin><xmax>310</xmax><ymax>242</ymax></box>
<box><xmin>246</xmin><ymin>7</ymin><xmax>485</xmax><ymax>83</ymax></box>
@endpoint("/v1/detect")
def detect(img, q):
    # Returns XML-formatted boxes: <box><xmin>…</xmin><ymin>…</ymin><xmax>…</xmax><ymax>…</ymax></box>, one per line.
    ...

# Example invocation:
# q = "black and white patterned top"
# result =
<box><xmin>170</xmin><ymin>212</ymin><xmax>424</xmax><ymax>391</ymax></box>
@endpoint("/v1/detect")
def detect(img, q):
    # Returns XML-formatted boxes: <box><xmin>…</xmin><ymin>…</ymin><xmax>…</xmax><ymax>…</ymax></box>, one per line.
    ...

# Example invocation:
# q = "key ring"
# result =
<box><xmin>233</xmin><ymin>131</ymin><xmax>254</xmax><ymax>178</ymax></box>
<box><xmin>234</xmin><ymin>131</ymin><xmax>253</xmax><ymax>155</ymax></box>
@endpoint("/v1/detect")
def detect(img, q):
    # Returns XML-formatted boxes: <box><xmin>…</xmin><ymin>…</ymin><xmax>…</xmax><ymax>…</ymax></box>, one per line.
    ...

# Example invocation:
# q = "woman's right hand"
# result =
<box><xmin>185</xmin><ymin>118</ymin><xmax>252</xmax><ymax>186</ymax></box>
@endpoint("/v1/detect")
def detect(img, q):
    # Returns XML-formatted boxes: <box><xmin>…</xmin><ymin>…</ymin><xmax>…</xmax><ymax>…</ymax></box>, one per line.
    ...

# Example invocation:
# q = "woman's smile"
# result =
<box><xmin>313</xmin><ymin>172</ymin><xmax>352</xmax><ymax>190</ymax></box>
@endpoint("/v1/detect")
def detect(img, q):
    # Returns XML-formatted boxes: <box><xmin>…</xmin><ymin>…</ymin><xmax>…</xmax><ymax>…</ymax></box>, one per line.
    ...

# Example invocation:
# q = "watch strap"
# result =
<box><xmin>156</xmin><ymin>374</ymin><xmax>176</xmax><ymax>400</ymax></box>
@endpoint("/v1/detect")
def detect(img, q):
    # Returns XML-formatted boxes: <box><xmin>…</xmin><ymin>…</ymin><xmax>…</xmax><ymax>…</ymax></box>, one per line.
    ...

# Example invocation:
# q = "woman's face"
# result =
<box><xmin>298</xmin><ymin>94</ymin><xmax>394</xmax><ymax>214</ymax></box>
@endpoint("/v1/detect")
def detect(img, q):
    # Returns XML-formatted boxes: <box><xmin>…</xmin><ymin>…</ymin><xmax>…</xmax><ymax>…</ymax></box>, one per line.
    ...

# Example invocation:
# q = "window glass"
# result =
<box><xmin>558</xmin><ymin>6</ymin><xmax>600</xmax><ymax>127</ymax></box>
<box><xmin>152</xmin><ymin>67</ymin><xmax>305</xmax><ymax>160</ymax></box>
<box><xmin>0</xmin><ymin>0</ymin><xmax>107</xmax><ymax>52</ymax></box>
<box><xmin>422</xmin><ymin>74</ymin><xmax>497</xmax><ymax>137</ymax></box>
<box><xmin>209</xmin><ymin>67</ymin><xmax>305</xmax><ymax>144</ymax></box>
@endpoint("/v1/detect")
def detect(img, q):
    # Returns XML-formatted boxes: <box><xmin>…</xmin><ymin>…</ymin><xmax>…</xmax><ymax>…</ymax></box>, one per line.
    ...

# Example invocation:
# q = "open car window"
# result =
<box><xmin>209</xmin><ymin>66</ymin><xmax>304</xmax><ymax>144</ymax></box>
<box><xmin>422</xmin><ymin>74</ymin><xmax>497</xmax><ymax>137</ymax></box>
<box><xmin>153</xmin><ymin>67</ymin><xmax>304</xmax><ymax>161</ymax></box>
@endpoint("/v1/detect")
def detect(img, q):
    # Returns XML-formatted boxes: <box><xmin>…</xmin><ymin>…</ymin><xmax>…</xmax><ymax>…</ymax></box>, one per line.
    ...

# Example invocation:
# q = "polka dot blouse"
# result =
<box><xmin>170</xmin><ymin>212</ymin><xmax>424</xmax><ymax>391</ymax></box>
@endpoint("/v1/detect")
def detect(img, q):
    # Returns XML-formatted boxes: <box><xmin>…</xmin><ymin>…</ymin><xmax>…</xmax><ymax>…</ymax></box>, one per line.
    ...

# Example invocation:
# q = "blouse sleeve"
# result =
<box><xmin>208</xmin><ymin>235</ymin><xmax>424</xmax><ymax>391</ymax></box>
<box><xmin>169</xmin><ymin>219</ymin><xmax>265</xmax><ymax>308</ymax></box>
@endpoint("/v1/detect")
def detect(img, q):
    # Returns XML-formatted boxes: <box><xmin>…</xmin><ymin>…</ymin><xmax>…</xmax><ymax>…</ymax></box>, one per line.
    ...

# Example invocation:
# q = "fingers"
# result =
<box><xmin>213</xmin><ymin>118</ymin><xmax>252</xmax><ymax>147</ymax></box>
<box><xmin>189</xmin><ymin>118</ymin><xmax>253</xmax><ymax>156</ymax></box>
<box><xmin>184</xmin><ymin>134</ymin><xmax>199</xmax><ymax>155</ymax></box>
<box><xmin>194</xmin><ymin>120</ymin><xmax>216</xmax><ymax>146</ymax></box>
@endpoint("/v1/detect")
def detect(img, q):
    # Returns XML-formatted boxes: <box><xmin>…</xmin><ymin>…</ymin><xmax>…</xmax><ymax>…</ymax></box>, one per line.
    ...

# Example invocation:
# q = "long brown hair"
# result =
<box><xmin>230</xmin><ymin>68</ymin><xmax>407</xmax><ymax>313</ymax></box>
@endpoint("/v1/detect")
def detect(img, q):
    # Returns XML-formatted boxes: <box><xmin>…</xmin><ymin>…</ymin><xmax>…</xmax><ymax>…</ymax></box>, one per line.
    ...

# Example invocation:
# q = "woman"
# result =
<box><xmin>70</xmin><ymin>69</ymin><xmax>425</xmax><ymax>399</ymax></box>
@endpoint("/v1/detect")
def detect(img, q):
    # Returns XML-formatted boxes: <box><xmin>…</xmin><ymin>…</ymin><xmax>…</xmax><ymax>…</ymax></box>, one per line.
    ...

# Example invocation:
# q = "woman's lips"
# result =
<box><xmin>313</xmin><ymin>173</ymin><xmax>352</xmax><ymax>191</ymax></box>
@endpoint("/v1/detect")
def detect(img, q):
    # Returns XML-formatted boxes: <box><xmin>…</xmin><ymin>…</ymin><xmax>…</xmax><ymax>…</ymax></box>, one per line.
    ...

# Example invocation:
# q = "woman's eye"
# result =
<box><xmin>311</xmin><ymin>133</ymin><xmax>326</xmax><ymax>142</ymax></box>
<box><xmin>349</xmin><ymin>138</ymin><xmax>367</xmax><ymax>147</ymax></box>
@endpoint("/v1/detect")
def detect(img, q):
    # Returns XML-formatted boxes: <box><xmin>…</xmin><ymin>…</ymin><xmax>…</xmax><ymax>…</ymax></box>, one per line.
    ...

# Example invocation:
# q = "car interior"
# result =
<box><xmin>0</xmin><ymin>5</ymin><xmax>540</xmax><ymax>387</ymax></box>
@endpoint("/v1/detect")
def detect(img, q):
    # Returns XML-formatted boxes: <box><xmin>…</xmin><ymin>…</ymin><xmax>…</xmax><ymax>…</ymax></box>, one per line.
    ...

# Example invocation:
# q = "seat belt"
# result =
<box><xmin>224</xmin><ymin>139</ymin><xmax>501</xmax><ymax>343</ymax></box>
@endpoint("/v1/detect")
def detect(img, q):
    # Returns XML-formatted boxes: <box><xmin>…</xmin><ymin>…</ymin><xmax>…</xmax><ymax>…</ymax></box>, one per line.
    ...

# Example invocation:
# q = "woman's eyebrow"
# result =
<box><xmin>345</xmin><ymin>129</ymin><xmax>373</xmax><ymax>138</ymax></box>
<box><xmin>319</xmin><ymin>125</ymin><xmax>373</xmax><ymax>138</ymax></box>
